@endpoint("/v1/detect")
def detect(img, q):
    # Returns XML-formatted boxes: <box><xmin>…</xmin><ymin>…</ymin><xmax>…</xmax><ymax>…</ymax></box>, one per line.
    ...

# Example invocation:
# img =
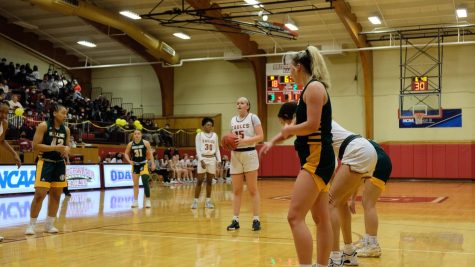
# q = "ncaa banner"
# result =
<box><xmin>0</xmin><ymin>165</ymin><xmax>36</xmax><ymax>194</ymax></box>
<box><xmin>103</xmin><ymin>164</ymin><xmax>143</xmax><ymax>188</ymax></box>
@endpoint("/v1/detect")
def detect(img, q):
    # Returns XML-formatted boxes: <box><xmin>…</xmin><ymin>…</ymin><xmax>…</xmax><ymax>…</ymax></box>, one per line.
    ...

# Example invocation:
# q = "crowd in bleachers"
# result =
<box><xmin>0</xmin><ymin>57</ymin><xmax>155</xmax><ymax>144</ymax></box>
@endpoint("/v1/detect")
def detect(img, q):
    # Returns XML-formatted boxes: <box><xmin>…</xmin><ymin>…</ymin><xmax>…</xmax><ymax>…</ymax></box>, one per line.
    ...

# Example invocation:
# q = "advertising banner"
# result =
<box><xmin>103</xmin><ymin>164</ymin><xmax>143</xmax><ymax>188</ymax></box>
<box><xmin>0</xmin><ymin>164</ymin><xmax>101</xmax><ymax>195</ymax></box>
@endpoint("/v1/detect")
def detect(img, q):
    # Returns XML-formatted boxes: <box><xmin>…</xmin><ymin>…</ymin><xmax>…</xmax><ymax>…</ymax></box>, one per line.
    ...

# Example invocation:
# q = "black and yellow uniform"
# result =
<box><xmin>130</xmin><ymin>139</ymin><xmax>149</xmax><ymax>175</ymax></box>
<box><xmin>35</xmin><ymin>121</ymin><xmax>67</xmax><ymax>188</ymax></box>
<box><xmin>294</xmin><ymin>79</ymin><xmax>335</xmax><ymax>192</ymax></box>
<box><xmin>368</xmin><ymin>140</ymin><xmax>392</xmax><ymax>191</ymax></box>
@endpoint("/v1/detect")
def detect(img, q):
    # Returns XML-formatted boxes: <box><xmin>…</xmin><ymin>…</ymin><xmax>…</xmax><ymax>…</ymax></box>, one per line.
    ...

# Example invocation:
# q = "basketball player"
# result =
<box><xmin>327</xmin><ymin>120</ymin><xmax>377</xmax><ymax>266</ymax></box>
<box><xmin>0</xmin><ymin>101</ymin><xmax>21</xmax><ymax>241</ymax></box>
<box><xmin>124</xmin><ymin>129</ymin><xmax>156</xmax><ymax>208</ymax></box>
<box><xmin>349</xmin><ymin>139</ymin><xmax>392</xmax><ymax>258</ymax></box>
<box><xmin>25</xmin><ymin>103</ymin><xmax>70</xmax><ymax>235</ymax></box>
<box><xmin>261</xmin><ymin>46</ymin><xmax>334</xmax><ymax>267</ymax></box>
<box><xmin>192</xmin><ymin>117</ymin><xmax>221</xmax><ymax>209</ymax></box>
<box><xmin>272</xmin><ymin>102</ymin><xmax>388</xmax><ymax>265</ymax></box>
<box><xmin>226</xmin><ymin>96</ymin><xmax>264</xmax><ymax>231</ymax></box>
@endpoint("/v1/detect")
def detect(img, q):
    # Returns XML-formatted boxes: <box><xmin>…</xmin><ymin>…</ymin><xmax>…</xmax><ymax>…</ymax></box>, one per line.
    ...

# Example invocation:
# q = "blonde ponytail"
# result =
<box><xmin>306</xmin><ymin>46</ymin><xmax>331</xmax><ymax>90</ymax></box>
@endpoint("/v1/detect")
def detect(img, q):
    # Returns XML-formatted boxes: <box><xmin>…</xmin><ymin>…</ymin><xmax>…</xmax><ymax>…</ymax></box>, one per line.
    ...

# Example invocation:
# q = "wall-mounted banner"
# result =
<box><xmin>399</xmin><ymin>109</ymin><xmax>462</xmax><ymax>128</ymax></box>
<box><xmin>103</xmin><ymin>164</ymin><xmax>143</xmax><ymax>188</ymax></box>
<box><xmin>0</xmin><ymin>164</ymin><xmax>101</xmax><ymax>195</ymax></box>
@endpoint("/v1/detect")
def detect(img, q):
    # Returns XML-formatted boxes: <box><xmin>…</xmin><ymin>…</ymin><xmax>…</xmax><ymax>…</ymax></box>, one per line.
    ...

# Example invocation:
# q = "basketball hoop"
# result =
<box><xmin>414</xmin><ymin>112</ymin><xmax>425</xmax><ymax>125</ymax></box>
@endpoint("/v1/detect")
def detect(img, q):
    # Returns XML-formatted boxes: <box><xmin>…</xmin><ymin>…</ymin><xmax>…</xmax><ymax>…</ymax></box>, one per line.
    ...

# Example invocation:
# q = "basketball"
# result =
<box><xmin>221</xmin><ymin>133</ymin><xmax>238</xmax><ymax>151</ymax></box>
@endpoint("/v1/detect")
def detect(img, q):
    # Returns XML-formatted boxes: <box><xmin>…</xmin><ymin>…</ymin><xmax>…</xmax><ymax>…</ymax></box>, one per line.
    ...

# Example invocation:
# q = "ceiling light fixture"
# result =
<box><xmin>284</xmin><ymin>15</ymin><xmax>299</xmax><ymax>31</ymax></box>
<box><xmin>173</xmin><ymin>32</ymin><xmax>191</xmax><ymax>40</ymax></box>
<box><xmin>456</xmin><ymin>8</ymin><xmax>467</xmax><ymax>18</ymax></box>
<box><xmin>244</xmin><ymin>0</ymin><xmax>259</xmax><ymax>5</ymax></box>
<box><xmin>368</xmin><ymin>16</ymin><xmax>382</xmax><ymax>25</ymax></box>
<box><xmin>77</xmin><ymin>40</ymin><xmax>96</xmax><ymax>48</ymax></box>
<box><xmin>119</xmin><ymin>10</ymin><xmax>141</xmax><ymax>20</ymax></box>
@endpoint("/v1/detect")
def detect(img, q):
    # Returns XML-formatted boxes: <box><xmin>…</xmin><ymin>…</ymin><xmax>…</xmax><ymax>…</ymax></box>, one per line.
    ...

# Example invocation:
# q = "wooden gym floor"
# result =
<box><xmin>0</xmin><ymin>179</ymin><xmax>474</xmax><ymax>267</ymax></box>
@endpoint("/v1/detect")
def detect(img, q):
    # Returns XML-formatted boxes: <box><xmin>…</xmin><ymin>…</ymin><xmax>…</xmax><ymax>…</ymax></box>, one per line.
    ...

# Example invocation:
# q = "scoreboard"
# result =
<box><xmin>266</xmin><ymin>63</ymin><xmax>303</xmax><ymax>104</ymax></box>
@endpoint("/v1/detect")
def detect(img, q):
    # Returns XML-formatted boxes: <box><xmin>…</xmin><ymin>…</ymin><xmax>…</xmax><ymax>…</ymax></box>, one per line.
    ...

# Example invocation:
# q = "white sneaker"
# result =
<box><xmin>44</xmin><ymin>224</ymin><xmax>59</xmax><ymax>234</ymax></box>
<box><xmin>342</xmin><ymin>249</ymin><xmax>358</xmax><ymax>265</ymax></box>
<box><xmin>25</xmin><ymin>225</ymin><xmax>36</xmax><ymax>235</ymax></box>
<box><xmin>131</xmin><ymin>200</ymin><xmax>139</xmax><ymax>208</ymax></box>
<box><xmin>191</xmin><ymin>199</ymin><xmax>198</xmax><ymax>209</ymax></box>
<box><xmin>205</xmin><ymin>200</ymin><xmax>214</xmax><ymax>209</ymax></box>
<box><xmin>353</xmin><ymin>237</ymin><xmax>368</xmax><ymax>250</ymax></box>
<box><xmin>357</xmin><ymin>243</ymin><xmax>381</xmax><ymax>258</ymax></box>
<box><xmin>328</xmin><ymin>258</ymin><xmax>344</xmax><ymax>267</ymax></box>
<box><xmin>145</xmin><ymin>199</ymin><xmax>151</xmax><ymax>208</ymax></box>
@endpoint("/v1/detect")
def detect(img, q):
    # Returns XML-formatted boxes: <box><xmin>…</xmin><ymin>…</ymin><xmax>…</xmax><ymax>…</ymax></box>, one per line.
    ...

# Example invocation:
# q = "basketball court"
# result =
<box><xmin>1</xmin><ymin>180</ymin><xmax>473</xmax><ymax>266</ymax></box>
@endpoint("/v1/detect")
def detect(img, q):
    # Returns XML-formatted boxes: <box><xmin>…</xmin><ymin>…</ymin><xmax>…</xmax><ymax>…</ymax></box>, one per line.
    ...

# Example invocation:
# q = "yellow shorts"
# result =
<box><xmin>34</xmin><ymin>159</ymin><xmax>68</xmax><ymax>188</ymax></box>
<box><xmin>369</xmin><ymin>177</ymin><xmax>386</xmax><ymax>191</ymax></box>
<box><xmin>132</xmin><ymin>163</ymin><xmax>149</xmax><ymax>176</ymax></box>
<box><xmin>302</xmin><ymin>166</ymin><xmax>329</xmax><ymax>193</ymax></box>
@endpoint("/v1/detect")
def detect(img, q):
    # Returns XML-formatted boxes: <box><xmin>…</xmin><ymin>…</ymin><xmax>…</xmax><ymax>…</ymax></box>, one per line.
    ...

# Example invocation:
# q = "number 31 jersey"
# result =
<box><xmin>230</xmin><ymin>113</ymin><xmax>261</xmax><ymax>149</ymax></box>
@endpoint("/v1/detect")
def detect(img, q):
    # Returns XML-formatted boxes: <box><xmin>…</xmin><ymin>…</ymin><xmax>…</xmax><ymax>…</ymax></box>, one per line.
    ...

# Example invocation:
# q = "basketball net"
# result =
<box><xmin>414</xmin><ymin>112</ymin><xmax>425</xmax><ymax>125</ymax></box>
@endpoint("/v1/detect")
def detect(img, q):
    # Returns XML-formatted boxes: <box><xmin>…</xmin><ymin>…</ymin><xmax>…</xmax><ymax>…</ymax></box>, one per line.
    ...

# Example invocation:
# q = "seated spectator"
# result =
<box><xmin>8</xmin><ymin>94</ymin><xmax>23</xmax><ymax>110</ymax></box>
<box><xmin>70</xmin><ymin>136</ymin><xmax>77</xmax><ymax>148</ymax></box>
<box><xmin>18</xmin><ymin>132</ymin><xmax>32</xmax><ymax>163</ymax></box>
<box><xmin>115</xmin><ymin>153</ymin><xmax>123</xmax><ymax>163</ymax></box>
<box><xmin>72</xmin><ymin>79</ymin><xmax>83</xmax><ymax>100</ymax></box>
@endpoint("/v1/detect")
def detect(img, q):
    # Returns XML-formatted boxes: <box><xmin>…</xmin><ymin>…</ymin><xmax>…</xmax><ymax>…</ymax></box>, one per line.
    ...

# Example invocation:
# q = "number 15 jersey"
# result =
<box><xmin>230</xmin><ymin>112</ymin><xmax>261</xmax><ymax>149</ymax></box>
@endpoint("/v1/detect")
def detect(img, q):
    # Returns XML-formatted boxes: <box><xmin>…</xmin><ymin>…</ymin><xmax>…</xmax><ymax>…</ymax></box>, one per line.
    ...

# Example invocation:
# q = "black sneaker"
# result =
<box><xmin>252</xmin><ymin>219</ymin><xmax>261</xmax><ymax>231</ymax></box>
<box><xmin>226</xmin><ymin>219</ymin><xmax>240</xmax><ymax>231</ymax></box>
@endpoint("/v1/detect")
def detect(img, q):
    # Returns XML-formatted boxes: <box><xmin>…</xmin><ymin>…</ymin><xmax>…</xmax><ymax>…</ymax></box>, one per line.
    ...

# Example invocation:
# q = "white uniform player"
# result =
<box><xmin>196</xmin><ymin>131</ymin><xmax>221</xmax><ymax>174</ymax></box>
<box><xmin>192</xmin><ymin>117</ymin><xmax>221</xmax><ymax>209</ymax></box>
<box><xmin>230</xmin><ymin>112</ymin><xmax>261</xmax><ymax>174</ymax></box>
<box><xmin>331</xmin><ymin>120</ymin><xmax>377</xmax><ymax>176</ymax></box>
<box><xmin>226</xmin><ymin>97</ymin><xmax>264</xmax><ymax>232</ymax></box>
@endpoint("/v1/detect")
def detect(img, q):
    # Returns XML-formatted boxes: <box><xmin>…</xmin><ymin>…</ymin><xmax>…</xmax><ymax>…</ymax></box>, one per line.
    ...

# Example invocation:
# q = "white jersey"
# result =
<box><xmin>195</xmin><ymin>132</ymin><xmax>221</xmax><ymax>162</ymax></box>
<box><xmin>331</xmin><ymin>120</ymin><xmax>355</xmax><ymax>156</ymax></box>
<box><xmin>230</xmin><ymin>112</ymin><xmax>261</xmax><ymax>148</ymax></box>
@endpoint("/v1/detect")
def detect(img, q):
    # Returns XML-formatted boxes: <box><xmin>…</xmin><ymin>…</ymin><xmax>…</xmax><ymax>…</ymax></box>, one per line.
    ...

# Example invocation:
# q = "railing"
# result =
<box><xmin>111</xmin><ymin>97</ymin><xmax>122</xmax><ymax>107</ymax></box>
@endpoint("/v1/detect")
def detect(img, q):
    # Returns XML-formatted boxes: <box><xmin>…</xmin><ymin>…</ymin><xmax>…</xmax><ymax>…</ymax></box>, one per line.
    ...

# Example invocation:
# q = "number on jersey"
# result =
<box><xmin>204</xmin><ymin>144</ymin><xmax>213</xmax><ymax>151</ymax></box>
<box><xmin>235</xmin><ymin>131</ymin><xmax>244</xmax><ymax>139</ymax></box>
<box><xmin>51</xmin><ymin>138</ymin><xmax>64</xmax><ymax>146</ymax></box>
<box><xmin>134</xmin><ymin>149</ymin><xmax>143</xmax><ymax>158</ymax></box>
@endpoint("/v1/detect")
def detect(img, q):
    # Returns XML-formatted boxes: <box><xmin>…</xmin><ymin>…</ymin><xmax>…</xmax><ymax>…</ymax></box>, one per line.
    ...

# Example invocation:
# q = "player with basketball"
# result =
<box><xmin>124</xmin><ymin>129</ymin><xmax>156</xmax><ymax>208</ymax></box>
<box><xmin>225</xmin><ymin>96</ymin><xmax>264</xmax><ymax>231</ymax></box>
<box><xmin>0</xmin><ymin>101</ymin><xmax>21</xmax><ymax>241</ymax></box>
<box><xmin>25</xmin><ymin>103</ymin><xmax>70</xmax><ymax>235</ymax></box>
<box><xmin>192</xmin><ymin>117</ymin><xmax>221</xmax><ymax>209</ymax></box>
<box><xmin>260</xmin><ymin>46</ymin><xmax>334</xmax><ymax>267</ymax></box>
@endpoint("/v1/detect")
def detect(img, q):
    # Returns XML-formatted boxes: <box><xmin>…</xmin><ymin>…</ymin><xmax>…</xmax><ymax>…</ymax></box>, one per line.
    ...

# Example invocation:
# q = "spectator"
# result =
<box><xmin>8</xmin><ymin>94</ymin><xmax>23</xmax><ymax>110</ymax></box>
<box><xmin>70</xmin><ymin>136</ymin><xmax>77</xmax><ymax>148</ymax></box>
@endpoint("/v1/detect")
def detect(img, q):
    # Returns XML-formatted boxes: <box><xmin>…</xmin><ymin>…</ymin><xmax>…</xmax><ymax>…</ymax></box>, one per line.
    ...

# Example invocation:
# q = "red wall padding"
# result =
<box><xmin>99</xmin><ymin>143</ymin><xmax>474</xmax><ymax>179</ymax></box>
<box><xmin>381</xmin><ymin>143</ymin><xmax>474</xmax><ymax>179</ymax></box>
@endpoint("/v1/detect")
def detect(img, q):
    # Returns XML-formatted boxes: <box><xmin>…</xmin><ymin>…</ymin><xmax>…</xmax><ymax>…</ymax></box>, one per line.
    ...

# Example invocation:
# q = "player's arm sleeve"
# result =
<box><xmin>195</xmin><ymin>133</ymin><xmax>202</xmax><ymax>161</ymax></box>
<box><xmin>251</xmin><ymin>114</ymin><xmax>262</xmax><ymax>127</ymax></box>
